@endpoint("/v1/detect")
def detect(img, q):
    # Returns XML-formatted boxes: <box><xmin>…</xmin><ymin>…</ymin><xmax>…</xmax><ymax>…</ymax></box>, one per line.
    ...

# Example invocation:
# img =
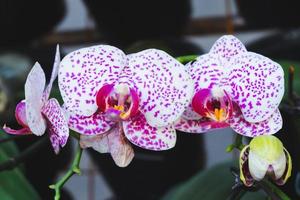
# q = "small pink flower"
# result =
<box><xmin>176</xmin><ymin>35</ymin><xmax>284</xmax><ymax>137</ymax></box>
<box><xmin>58</xmin><ymin>45</ymin><xmax>193</xmax><ymax>167</ymax></box>
<box><xmin>3</xmin><ymin>46</ymin><xmax>69</xmax><ymax>154</ymax></box>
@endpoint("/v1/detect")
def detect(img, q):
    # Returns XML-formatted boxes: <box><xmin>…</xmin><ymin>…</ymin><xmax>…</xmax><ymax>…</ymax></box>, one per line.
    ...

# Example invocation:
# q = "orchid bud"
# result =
<box><xmin>240</xmin><ymin>135</ymin><xmax>292</xmax><ymax>187</ymax></box>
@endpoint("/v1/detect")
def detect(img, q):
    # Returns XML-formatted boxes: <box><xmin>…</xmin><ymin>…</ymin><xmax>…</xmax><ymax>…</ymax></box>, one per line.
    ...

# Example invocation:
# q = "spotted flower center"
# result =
<box><xmin>96</xmin><ymin>83</ymin><xmax>139</xmax><ymax>121</ymax></box>
<box><xmin>192</xmin><ymin>88</ymin><xmax>233</xmax><ymax>122</ymax></box>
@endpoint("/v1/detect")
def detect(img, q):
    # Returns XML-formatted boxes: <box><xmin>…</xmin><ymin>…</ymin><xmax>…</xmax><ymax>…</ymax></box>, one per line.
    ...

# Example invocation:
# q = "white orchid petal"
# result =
<box><xmin>187</xmin><ymin>53</ymin><xmax>225</xmax><ymax>92</ymax></box>
<box><xmin>123</xmin><ymin>114</ymin><xmax>176</xmax><ymax>150</ymax></box>
<box><xmin>209</xmin><ymin>35</ymin><xmax>247</xmax><ymax>63</ymax></box>
<box><xmin>59</xmin><ymin>45</ymin><xmax>126</xmax><ymax>116</ymax></box>
<box><xmin>228</xmin><ymin>52</ymin><xmax>284</xmax><ymax>123</ymax></box>
<box><xmin>229</xmin><ymin>106</ymin><xmax>282</xmax><ymax>137</ymax></box>
<box><xmin>272</xmin><ymin>152</ymin><xmax>287</xmax><ymax>180</ymax></box>
<box><xmin>43</xmin><ymin>44</ymin><xmax>60</xmax><ymax>100</ymax></box>
<box><xmin>248</xmin><ymin>150</ymin><xmax>269</xmax><ymax>181</ymax></box>
<box><xmin>128</xmin><ymin>49</ymin><xmax>194</xmax><ymax>127</ymax></box>
<box><xmin>25</xmin><ymin>62</ymin><xmax>46</xmax><ymax>136</ymax></box>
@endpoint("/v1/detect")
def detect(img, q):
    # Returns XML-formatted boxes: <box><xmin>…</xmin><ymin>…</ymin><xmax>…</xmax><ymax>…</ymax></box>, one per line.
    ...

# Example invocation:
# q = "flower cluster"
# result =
<box><xmin>3</xmin><ymin>35</ymin><xmax>291</xmax><ymax>186</ymax></box>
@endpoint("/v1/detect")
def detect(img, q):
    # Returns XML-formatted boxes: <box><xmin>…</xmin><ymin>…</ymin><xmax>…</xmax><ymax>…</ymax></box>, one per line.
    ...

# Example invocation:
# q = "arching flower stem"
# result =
<box><xmin>49</xmin><ymin>141</ymin><xmax>83</xmax><ymax>200</ymax></box>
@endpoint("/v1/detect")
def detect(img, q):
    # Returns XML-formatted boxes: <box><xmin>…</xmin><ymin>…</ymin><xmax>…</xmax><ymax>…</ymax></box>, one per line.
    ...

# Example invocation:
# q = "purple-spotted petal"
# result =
<box><xmin>80</xmin><ymin>126</ymin><xmax>134</xmax><ymax>167</ymax></box>
<box><xmin>3</xmin><ymin>125</ymin><xmax>31</xmax><ymax>135</ymax></box>
<box><xmin>128</xmin><ymin>49</ymin><xmax>194</xmax><ymax>127</ymax></box>
<box><xmin>43</xmin><ymin>44</ymin><xmax>60</xmax><ymax>101</ymax></box>
<box><xmin>123</xmin><ymin>114</ymin><xmax>176</xmax><ymax>150</ymax></box>
<box><xmin>188</xmin><ymin>53</ymin><xmax>225</xmax><ymax>92</ymax></box>
<box><xmin>25</xmin><ymin>62</ymin><xmax>47</xmax><ymax>136</ymax></box>
<box><xmin>41</xmin><ymin>98</ymin><xmax>69</xmax><ymax>154</ymax></box>
<box><xmin>228</xmin><ymin>52</ymin><xmax>284</xmax><ymax>122</ymax></box>
<box><xmin>228</xmin><ymin>104</ymin><xmax>282</xmax><ymax>137</ymax></box>
<box><xmin>182</xmin><ymin>103</ymin><xmax>201</xmax><ymax>120</ymax></box>
<box><xmin>209</xmin><ymin>35</ymin><xmax>247</xmax><ymax>63</ymax></box>
<box><xmin>175</xmin><ymin>118</ymin><xmax>229</xmax><ymax>133</ymax></box>
<box><xmin>59</xmin><ymin>45</ymin><xmax>126</xmax><ymax>116</ymax></box>
<box><xmin>68</xmin><ymin>112</ymin><xmax>115</xmax><ymax>135</ymax></box>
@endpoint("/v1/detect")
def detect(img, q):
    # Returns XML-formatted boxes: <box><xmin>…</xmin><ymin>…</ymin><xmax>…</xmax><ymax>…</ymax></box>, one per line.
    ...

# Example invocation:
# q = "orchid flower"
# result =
<box><xmin>3</xmin><ymin>46</ymin><xmax>69</xmax><ymax>154</ymax></box>
<box><xmin>240</xmin><ymin>135</ymin><xmax>292</xmax><ymax>186</ymax></box>
<box><xmin>58</xmin><ymin>45</ymin><xmax>193</xmax><ymax>167</ymax></box>
<box><xmin>176</xmin><ymin>35</ymin><xmax>284</xmax><ymax>137</ymax></box>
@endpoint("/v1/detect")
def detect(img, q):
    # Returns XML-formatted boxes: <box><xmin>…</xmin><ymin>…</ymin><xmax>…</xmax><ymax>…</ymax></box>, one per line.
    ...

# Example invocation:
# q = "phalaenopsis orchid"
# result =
<box><xmin>176</xmin><ymin>35</ymin><xmax>284</xmax><ymax>137</ymax></box>
<box><xmin>58</xmin><ymin>45</ymin><xmax>193</xmax><ymax>166</ymax></box>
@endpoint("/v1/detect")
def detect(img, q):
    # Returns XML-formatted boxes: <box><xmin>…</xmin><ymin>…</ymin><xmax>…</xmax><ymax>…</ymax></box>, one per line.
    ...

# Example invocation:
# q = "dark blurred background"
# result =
<box><xmin>1</xmin><ymin>0</ymin><xmax>300</xmax><ymax>199</ymax></box>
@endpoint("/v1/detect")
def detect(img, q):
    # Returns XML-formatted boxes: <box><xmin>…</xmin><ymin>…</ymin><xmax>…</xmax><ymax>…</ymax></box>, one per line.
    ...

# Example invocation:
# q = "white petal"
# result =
<box><xmin>43</xmin><ymin>44</ymin><xmax>60</xmax><ymax>100</ymax></box>
<box><xmin>209</xmin><ymin>35</ymin><xmax>247</xmax><ymax>64</ymax></box>
<box><xmin>58</xmin><ymin>45</ymin><xmax>126</xmax><ymax>116</ymax></box>
<box><xmin>228</xmin><ymin>52</ymin><xmax>284</xmax><ymax>122</ymax></box>
<box><xmin>272</xmin><ymin>152</ymin><xmax>287</xmax><ymax>180</ymax></box>
<box><xmin>248</xmin><ymin>150</ymin><xmax>269</xmax><ymax>181</ymax></box>
<box><xmin>128</xmin><ymin>49</ymin><xmax>194</xmax><ymax>127</ymax></box>
<box><xmin>25</xmin><ymin>62</ymin><xmax>46</xmax><ymax>136</ymax></box>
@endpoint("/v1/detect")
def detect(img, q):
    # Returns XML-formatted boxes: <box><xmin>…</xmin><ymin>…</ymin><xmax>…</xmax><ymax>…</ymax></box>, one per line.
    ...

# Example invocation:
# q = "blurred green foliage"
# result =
<box><xmin>0</xmin><ymin>131</ymin><xmax>40</xmax><ymax>200</ymax></box>
<box><xmin>161</xmin><ymin>161</ymin><xmax>266</xmax><ymax>200</ymax></box>
<box><xmin>278</xmin><ymin>60</ymin><xmax>300</xmax><ymax>99</ymax></box>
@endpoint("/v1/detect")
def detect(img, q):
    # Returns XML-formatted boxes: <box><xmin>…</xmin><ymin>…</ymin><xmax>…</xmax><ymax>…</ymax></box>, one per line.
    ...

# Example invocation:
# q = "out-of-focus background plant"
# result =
<box><xmin>1</xmin><ymin>0</ymin><xmax>300</xmax><ymax>199</ymax></box>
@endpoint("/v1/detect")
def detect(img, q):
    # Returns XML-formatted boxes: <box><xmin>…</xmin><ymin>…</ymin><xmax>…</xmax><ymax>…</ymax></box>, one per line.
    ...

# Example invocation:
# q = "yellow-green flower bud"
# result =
<box><xmin>239</xmin><ymin>135</ymin><xmax>292</xmax><ymax>187</ymax></box>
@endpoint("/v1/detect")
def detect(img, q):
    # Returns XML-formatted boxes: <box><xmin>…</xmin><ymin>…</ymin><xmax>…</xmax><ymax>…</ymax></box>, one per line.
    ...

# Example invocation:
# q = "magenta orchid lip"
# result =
<box><xmin>192</xmin><ymin>88</ymin><xmax>233</xmax><ymax>123</ymax></box>
<box><xmin>96</xmin><ymin>83</ymin><xmax>139</xmax><ymax>121</ymax></box>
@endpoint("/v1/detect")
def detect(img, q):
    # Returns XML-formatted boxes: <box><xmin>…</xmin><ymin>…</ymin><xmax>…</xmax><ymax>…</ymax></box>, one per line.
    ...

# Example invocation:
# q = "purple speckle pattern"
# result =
<box><xmin>42</xmin><ymin>98</ymin><xmax>69</xmax><ymax>154</ymax></box>
<box><xmin>227</xmin><ymin>52</ymin><xmax>284</xmax><ymax>122</ymax></box>
<box><xmin>209</xmin><ymin>35</ymin><xmax>247</xmax><ymax>63</ymax></box>
<box><xmin>187</xmin><ymin>54</ymin><xmax>225</xmax><ymax>92</ymax></box>
<box><xmin>182</xmin><ymin>103</ymin><xmax>201</xmax><ymax>120</ymax></box>
<box><xmin>58</xmin><ymin>45</ymin><xmax>126</xmax><ymax>116</ymax></box>
<box><xmin>175</xmin><ymin>118</ymin><xmax>229</xmax><ymax>133</ymax></box>
<box><xmin>123</xmin><ymin>114</ymin><xmax>176</xmax><ymax>150</ymax></box>
<box><xmin>228</xmin><ymin>104</ymin><xmax>282</xmax><ymax>137</ymax></box>
<box><xmin>127</xmin><ymin>49</ymin><xmax>194</xmax><ymax>127</ymax></box>
<box><xmin>68</xmin><ymin>112</ymin><xmax>115</xmax><ymax>135</ymax></box>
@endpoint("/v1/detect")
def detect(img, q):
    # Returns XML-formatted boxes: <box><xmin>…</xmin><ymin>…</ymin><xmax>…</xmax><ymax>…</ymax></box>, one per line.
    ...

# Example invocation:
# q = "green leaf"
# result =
<box><xmin>0</xmin><ymin>130</ymin><xmax>19</xmax><ymax>157</ymax></box>
<box><xmin>161</xmin><ymin>161</ymin><xmax>266</xmax><ymax>200</ymax></box>
<box><xmin>0</xmin><ymin>132</ymin><xmax>40</xmax><ymax>200</ymax></box>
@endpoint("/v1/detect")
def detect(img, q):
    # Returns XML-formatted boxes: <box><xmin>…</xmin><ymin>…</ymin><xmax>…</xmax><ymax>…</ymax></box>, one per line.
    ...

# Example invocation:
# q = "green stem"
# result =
<box><xmin>49</xmin><ymin>142</ymin><xmax>83</xmax><ymax>200</ymax></box>
<box><xmin>227</xmin><ymin>186</ymin><xmax>247</xmax><ymax>200</ymax></box>
<box><xmin>176</xmin><ymin>55</ymin><xmax>198</xmax><ymax>64</ymax></box>
<box><xmin>262</xmin><ymin>180</ymin><xmax>291</xmax><ymax>200</ymax></box>
<box><xmin>226</xmin><ymin>134</ymin><xmax>245</xmax><ymax>152</ymax></box>
<box><xmin>69</xmin><ymin>131</ymin><xmax>80</xmax><ymax>140</ymax></box>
